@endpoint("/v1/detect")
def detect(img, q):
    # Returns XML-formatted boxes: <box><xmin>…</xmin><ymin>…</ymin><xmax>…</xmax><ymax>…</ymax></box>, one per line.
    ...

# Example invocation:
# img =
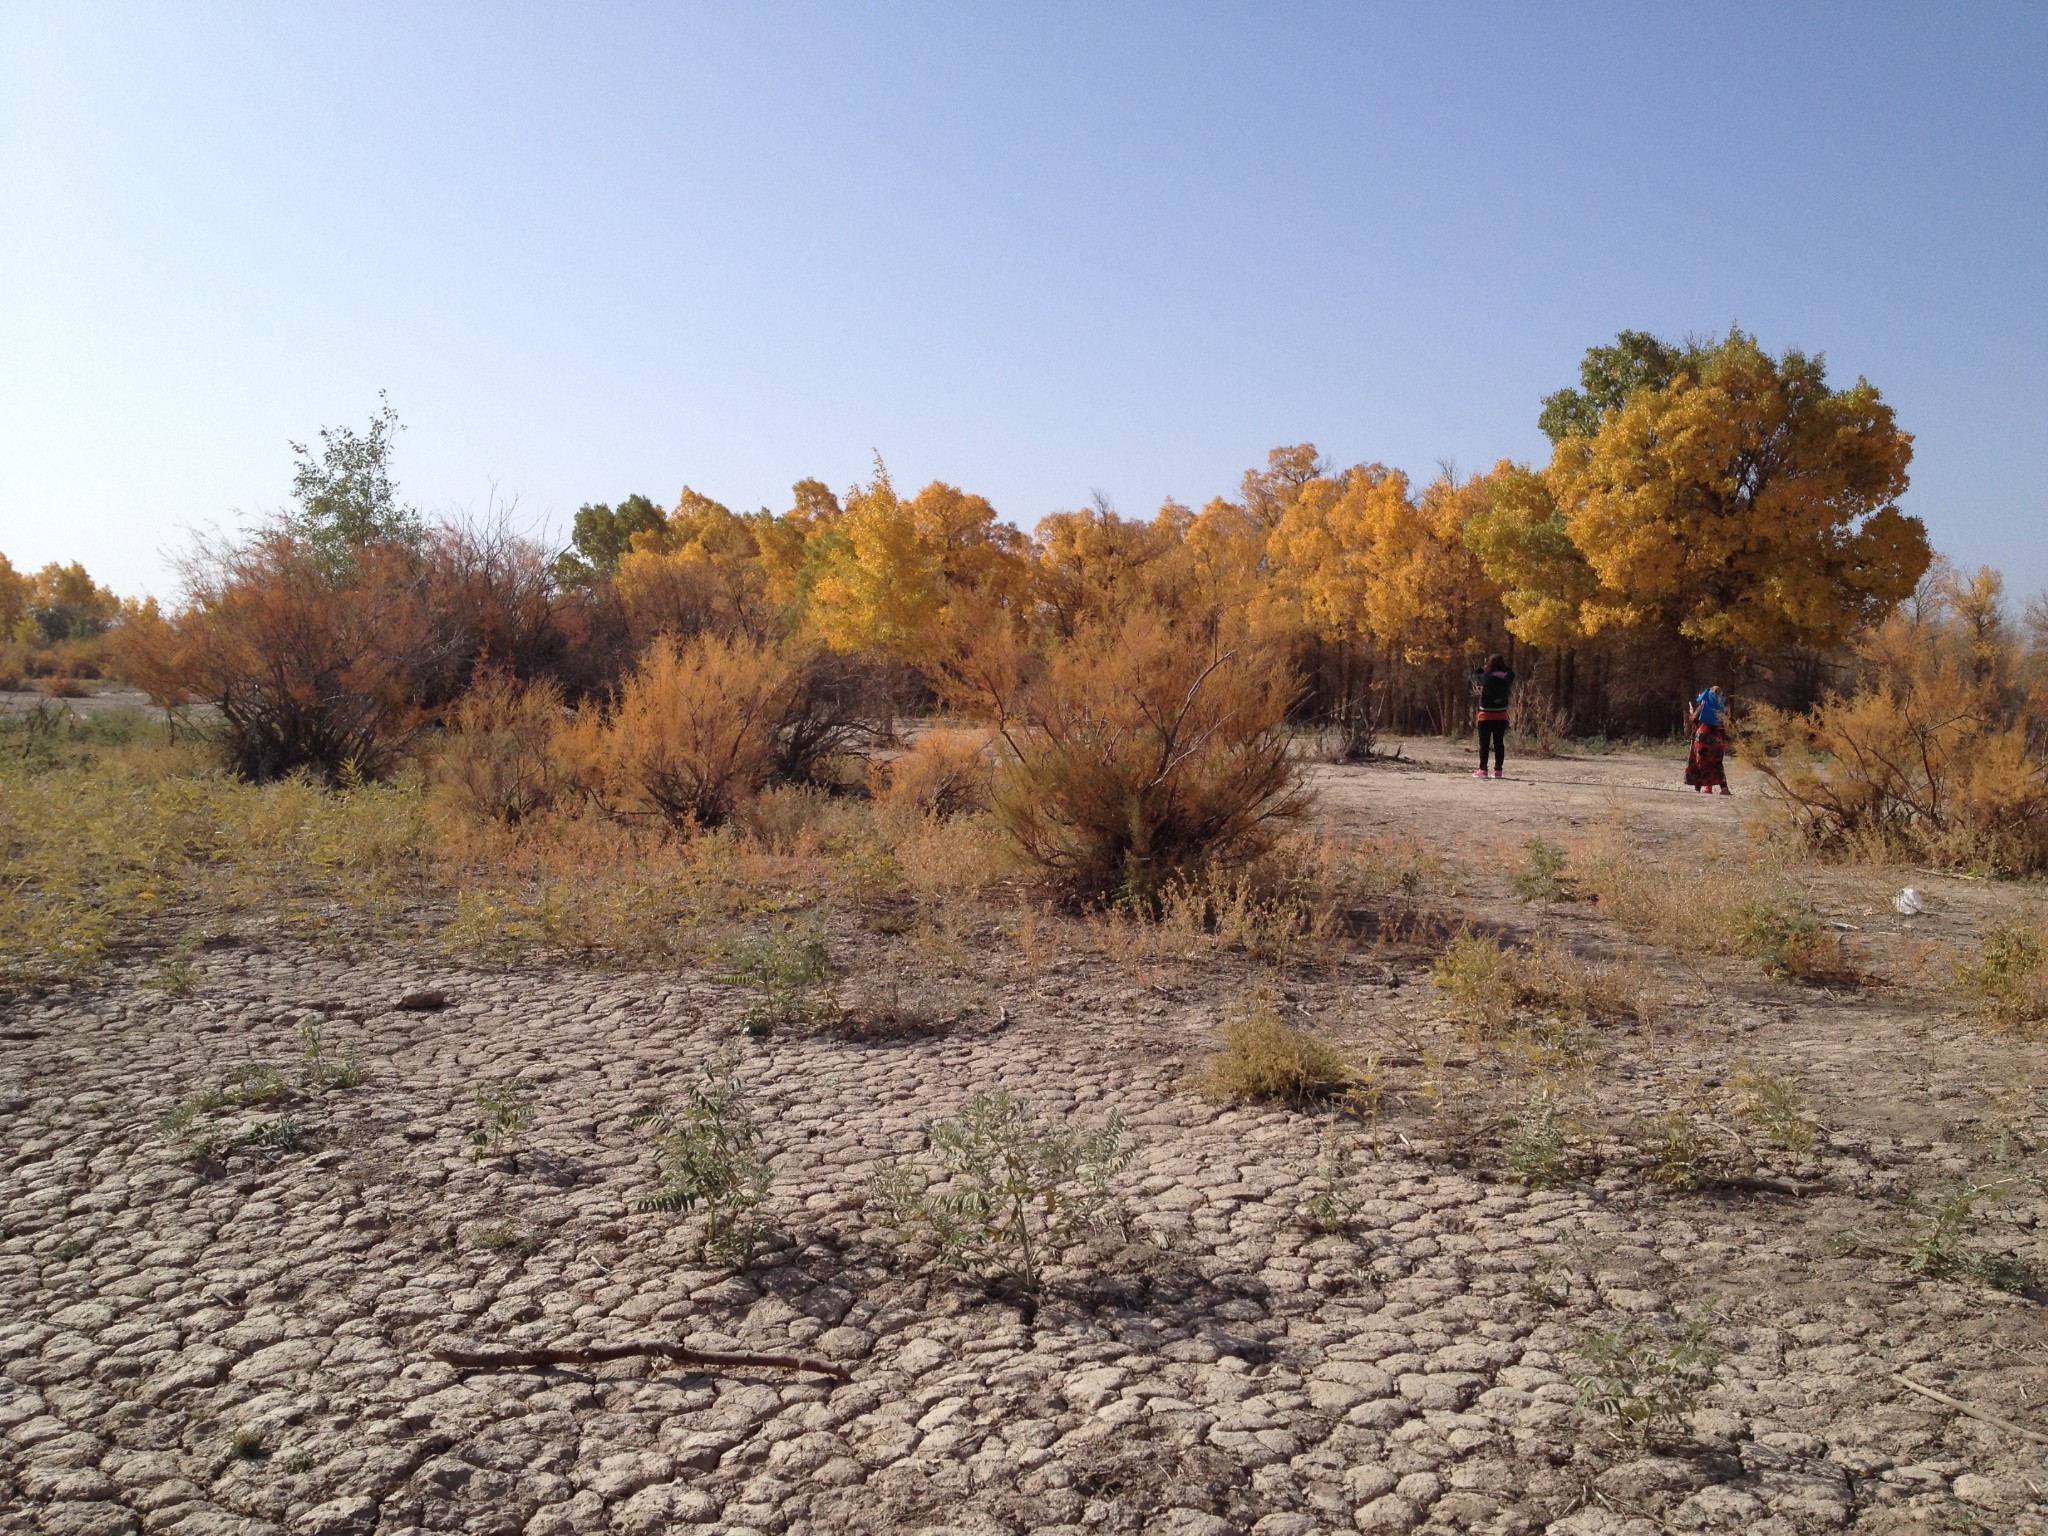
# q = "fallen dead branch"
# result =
<box><xmin>432</xmin><ymin>1340</ymin><xmax>851</xmax><ymax>1381</ymax></box>
<box><xmin>1893</xmin><ymin>1372</ymin><xmax>2048</xmax><ymax>1445</ymax></box>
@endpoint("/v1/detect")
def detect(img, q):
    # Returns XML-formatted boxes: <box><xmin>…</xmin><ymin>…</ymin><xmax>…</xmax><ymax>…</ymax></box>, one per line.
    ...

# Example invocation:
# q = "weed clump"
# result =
<box><xmin>724</xmin><ymin>916</ymin><xmax>832</xmax><ymax>1035</ymax></box>
<box><xmin>1504</xmin><ymin>1093</ymin><xmax>1589</xmax><ymax>1189</ymax></box>
<box><xmin>1431</xmin><ymin>930</ymin><xmax>1656</xmax><ymax>1035</ymax></box>
<box><xmin>1730</xmin><ymin>899</ymin><xmax>1856</xmax><ymax>983</ymax></box>
<box><xmin>870</xmin><ymin>1090</ymin><xmax>1132</xmax><ymax>1291</ymax></box>
<box><xmin>1632</xmin><ymin>1104</ymin><xmax>1716</xmax><ymax>1191</ymax></box>
<box><xmin>1730</xmin><ymin>1063</ymin><xmax>1818</xmax><ymax>1156</ymax></box>
<box><xmin>1842</xmin><ymin>1181</ymin><xmax>2043</xmax><ymax>1295</ymax></box>
<box><xmin>1570</xmin><ymin>1312</ymin><xmax>1723</xmax><ymax>1449</ymax></box>
<box><xmin>635</xmin><ymin>1056</ymin><xmax>774</xmax><ymax>1264</ymax></box>
<box><xmin>1197</xmin><ymin>1001</ymin><xmax>1356</xmax><ymax>1106</ymax></box>
<box><xmin>1954</xmin><ymin>919</ymin><xmax>2048</xmax><ymax>1030</ymax></box>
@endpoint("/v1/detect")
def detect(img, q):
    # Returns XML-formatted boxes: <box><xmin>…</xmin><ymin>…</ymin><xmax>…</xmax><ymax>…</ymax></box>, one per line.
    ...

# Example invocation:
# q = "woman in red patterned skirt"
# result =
<box><xmin>1684</xmin><ymin>685</ymin><xmax>1731</xmax><ymax>795</ymax></box>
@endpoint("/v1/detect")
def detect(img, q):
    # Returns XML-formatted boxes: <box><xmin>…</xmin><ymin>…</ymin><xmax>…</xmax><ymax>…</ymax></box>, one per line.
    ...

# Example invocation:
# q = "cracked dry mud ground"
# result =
<box><xmin>8</xmin><ymin>748</ymin><xmax>2048</xmax><ymax>1536</ymax></box>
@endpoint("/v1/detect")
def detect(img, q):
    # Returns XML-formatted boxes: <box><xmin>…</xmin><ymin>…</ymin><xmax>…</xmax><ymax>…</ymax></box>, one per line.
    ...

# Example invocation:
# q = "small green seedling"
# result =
<box><xmin>1299</xmin><ymin>1136</ymin><xmax>1358</xmax><ymax>1234</ymax></box>
<box><xmin>300</xmin><ymin>1024</ymin><xmax>366</xmax><ymax>1091</ymax></box>
<box><xmin>1571</xmin><ymin>1311</ymin><xmax>1723</xmax><ymax>1448</ymax></box>
<box><xmin>467</xmin><ymin>1080</ymin><xmax>536</xmax><ymax>1170</ymax></box>
<box><xmin>1508</xmin><ymin>838</ymin><xmax>1572</xmax><ymax>903</ymax></box>
<box><xmin>635</xmin><ymin>1055</ymin><xmax>774</xmax><ymax>1264</ymax></box>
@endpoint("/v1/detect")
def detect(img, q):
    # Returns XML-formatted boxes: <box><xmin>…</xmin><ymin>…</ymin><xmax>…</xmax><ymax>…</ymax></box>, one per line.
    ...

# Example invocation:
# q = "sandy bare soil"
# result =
<box><xmin>6</xmin><ymin>747</ymin><xmax>2048</xmax><ymax>1536</ymax></box>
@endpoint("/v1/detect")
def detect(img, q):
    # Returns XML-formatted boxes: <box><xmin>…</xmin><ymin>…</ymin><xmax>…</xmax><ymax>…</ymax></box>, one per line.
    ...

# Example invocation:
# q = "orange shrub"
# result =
<box><xmin>125</xmin><ymin>532</ymin><xmax>439</xmax><ymax>782</ymax></box>
<box><xmin>871</xmin><ymin>726</ymin><xmax>993</xmax><ymax>817</ymax></box>
<box><xmin>954</xmin><ymin>608</ymin><xmax>1306</xmax><ymax>908</ymax></box>
<box><xmin>432</xmin><ymin>670</ymin><xmax>567</xmax><ymax>825</ymax></box>
<box><xmin>556</xmin><ymin>633</ymin><xmax>800</xmax><ymax>829</ymax></box>
<box><xmin>1745</xmin><ymin>582</ymin><xmax>2048</xmax><ymax>873</ymax></box>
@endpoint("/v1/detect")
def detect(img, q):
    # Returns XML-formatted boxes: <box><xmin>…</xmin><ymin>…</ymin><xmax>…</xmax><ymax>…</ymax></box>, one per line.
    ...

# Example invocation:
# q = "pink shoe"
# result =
<box><xmin>1492</xmin><ymin>770</ymin><xmax>1504</xmax><ymax>779</ymax></box>
<box><xmin>1473</xmin><ymin>769</ymin><xmax>1489</xmax><ymax>779</ymax></box>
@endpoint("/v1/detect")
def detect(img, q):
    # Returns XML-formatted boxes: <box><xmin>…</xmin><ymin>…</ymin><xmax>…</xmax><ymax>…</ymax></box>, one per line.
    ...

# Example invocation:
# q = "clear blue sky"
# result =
<box><xmin>3</xmin><ymin>3</ymin><xmax>2044</xmax><ymax>602</ymax></box>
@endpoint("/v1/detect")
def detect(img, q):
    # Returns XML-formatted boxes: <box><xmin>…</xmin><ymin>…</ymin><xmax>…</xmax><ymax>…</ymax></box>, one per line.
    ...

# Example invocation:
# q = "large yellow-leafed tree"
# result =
<box><xmin>807</xmin><ymin>463</ymin><xmax>1028</xmax><ymax>668</ymax></box>
<box><xmin>1544</xmin><ymin>328</ymin><xmax>1929</xmax><ymax>661</ymax></box>
<box><xmin>1461</xmin><ymin>460</ymin><xmax>1598</xmax><ymax>652</ymax></box>
<box><xmin>612</xmin><ymin>487</ymin><xmax>774</xmax><ymax>642</ymax></box>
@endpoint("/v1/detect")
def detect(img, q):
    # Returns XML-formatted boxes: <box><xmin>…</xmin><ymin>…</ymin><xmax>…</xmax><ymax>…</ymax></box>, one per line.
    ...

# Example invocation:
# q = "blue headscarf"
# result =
<box><xmin>1694</xmin><ymin>687</ymin><xmax>1725</xmax><ymax>727</ymax></box>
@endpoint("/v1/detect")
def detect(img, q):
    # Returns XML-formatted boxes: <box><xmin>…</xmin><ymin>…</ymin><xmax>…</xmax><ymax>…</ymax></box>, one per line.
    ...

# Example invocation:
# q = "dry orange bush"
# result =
<box><xmin>556</xmin><ymin>633</ymin><xmax>799</xmax><ymax>830</ymax></box>
<box><xmin>1744</xmin><ymin>576</ymin><xmax>2048</xmax><ymax>874</ymax></box>
<box><xmin>870</xmin><ymin>726</ymin><xmax>994</xmax><ymax>817</ymax></box>
<box><xmin>431</xmin><ymin>670</ymin><xmax>567</xmax><ymax>826</ymax></box>
<box><xmin>123</xmin><ymin>533</ymin><xmax>443</xmax><ymax>783</ymax></box>
<box><xmin>952</xmin><ymin>608</ymin><xmax>1306</xmax><ymax>909</ymax></box>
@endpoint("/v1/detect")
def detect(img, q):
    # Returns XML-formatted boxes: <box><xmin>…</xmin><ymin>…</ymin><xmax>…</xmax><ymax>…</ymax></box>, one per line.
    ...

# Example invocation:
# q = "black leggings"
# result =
<box><xmin>1477</xmin><ymin>719</ymin><xmax>1506</xmax><ymax>773</ymax></box>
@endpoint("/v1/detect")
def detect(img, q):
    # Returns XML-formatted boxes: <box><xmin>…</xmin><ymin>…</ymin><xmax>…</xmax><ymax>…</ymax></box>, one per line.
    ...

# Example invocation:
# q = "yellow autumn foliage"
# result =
<box><xmin>1545</xmin><ymin>329</ymin><xmax>1925</xmax><ymax>660</ymax></box>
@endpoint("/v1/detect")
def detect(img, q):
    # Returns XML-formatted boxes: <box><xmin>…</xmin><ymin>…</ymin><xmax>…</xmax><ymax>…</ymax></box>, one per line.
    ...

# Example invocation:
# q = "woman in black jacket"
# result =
<box><xmin>1472</xmin><ymin>654</ymin><xmax>1512</xmax><ymax>780</ymax></box>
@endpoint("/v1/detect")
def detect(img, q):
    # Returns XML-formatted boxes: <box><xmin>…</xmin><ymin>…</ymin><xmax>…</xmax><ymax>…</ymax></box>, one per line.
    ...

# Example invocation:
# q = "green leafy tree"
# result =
<box><xmin>1537</xmin><ymin>329</ymin><xmax>1687</xmax><ymax>445</ymax></box>
<box><xmin>553</xmin><ymin>493</ymin><xmax>666</xmax><ymax>586</ymax></box>
<box><xmin>286</xmin><ymin>393</ymin><xmax>423</xmax><ymax>571</ymax></box>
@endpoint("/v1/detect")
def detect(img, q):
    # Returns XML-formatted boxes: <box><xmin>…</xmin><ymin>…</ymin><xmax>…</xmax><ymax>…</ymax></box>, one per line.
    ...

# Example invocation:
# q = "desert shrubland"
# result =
<box><xmin>956</xmin><ymin>607</ymin><xmax>1306</xmax><ymax>910</ymax></box>
<box><xmin>1745</xmin><ymin>566</ymin><xmax>2048</xmax><ymax>874</ymax></box>
<box><xmin>553</xmin><ymin>633</ymin><xmax>800</xmax><ymax>829</ymax></box>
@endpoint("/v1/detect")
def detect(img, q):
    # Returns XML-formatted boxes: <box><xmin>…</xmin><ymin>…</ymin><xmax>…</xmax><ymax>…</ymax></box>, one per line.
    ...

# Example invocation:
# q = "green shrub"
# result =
<box><xmin>635</xmin><ymin>1056</ymin><xmax>773</xmax><ymax>1264</ymax></box>
<box><xmin>1570</xmin><ymin>1313</ymin><xmax>1723</xmax><ymax>1448</ymax></box>
<box><xmin>870</xmin><ymin>1090</ymin><xmax>1132</xmax><ymax>1290</ymax></box>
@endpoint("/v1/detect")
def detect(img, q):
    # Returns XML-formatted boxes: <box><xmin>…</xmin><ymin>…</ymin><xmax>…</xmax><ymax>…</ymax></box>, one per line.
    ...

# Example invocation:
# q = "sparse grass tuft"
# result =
<box><xmin>1432</xmin><ymin>930</ymin><xmax>1658</xmax><ymax>1036</ymax></box>
<box><xmin>1580</xmin><ymin>831</ymin><xmax>1859</xmax><ymax>983</ymax></box>
<box><xmin>1196</xmin><ymin>1000</ymin><xmax>1357</xmax><ymax>1106</ymax></box>
<box><xmin>471</xmin><ymin>1223</ymin><xmax>543</xmax><ymax>1258</ymax></box>
<box><xmin>146</xmin><ymin>934</ymin><xmax>203</xmax><ymax>996</ymax></box>
<box><xmin>1432</xmin><ymin>931</ymin><xmax>1519</xmax><ymax>1034</ymax></box>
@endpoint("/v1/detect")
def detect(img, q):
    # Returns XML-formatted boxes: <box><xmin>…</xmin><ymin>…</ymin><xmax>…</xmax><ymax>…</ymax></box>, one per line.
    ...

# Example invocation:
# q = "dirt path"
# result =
<box><xmin>1305</xmin><ymin>738</ymin><xmax>1751</xmax><ymax>863</ymax></box>
<box><xmin>5</xmin><ymin>753</ymin><xmax>2048</xmax><ymax>1536</ymax></box>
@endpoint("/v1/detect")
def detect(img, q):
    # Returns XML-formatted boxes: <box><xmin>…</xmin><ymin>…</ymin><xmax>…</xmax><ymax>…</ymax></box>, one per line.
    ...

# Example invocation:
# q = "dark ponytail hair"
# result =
<box><xmin>1485</xmin><ymin>652</ymin><xmax>1506</xmax><ymax>672</ymax></box>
